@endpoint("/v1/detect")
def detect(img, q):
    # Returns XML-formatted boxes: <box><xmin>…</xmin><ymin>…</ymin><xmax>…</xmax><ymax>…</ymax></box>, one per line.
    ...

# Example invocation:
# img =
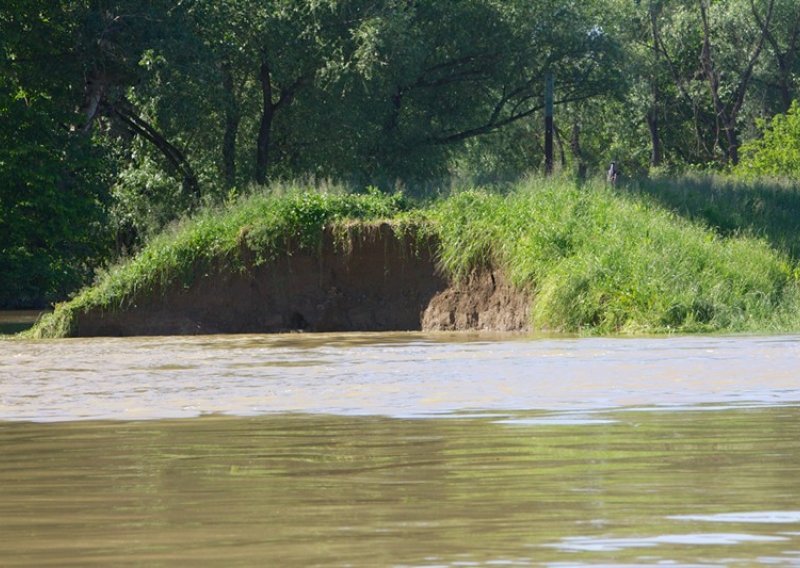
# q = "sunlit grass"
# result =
<box><xmin>427</xmin><ymin>176</ymin><xmax>800</xmax><ymax>334</ymax></box>
<box><xmin>26</xmin><ymin>176</ymin><xmax>800</xmax><ymax>338</ymax></box>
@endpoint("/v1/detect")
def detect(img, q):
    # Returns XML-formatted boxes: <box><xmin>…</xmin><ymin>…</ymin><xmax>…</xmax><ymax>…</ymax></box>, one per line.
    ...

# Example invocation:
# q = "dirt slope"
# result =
<box><xmin>71</xmin><ymin>223</ymin><xmax>531</xmax><ymax>336</ymax></box>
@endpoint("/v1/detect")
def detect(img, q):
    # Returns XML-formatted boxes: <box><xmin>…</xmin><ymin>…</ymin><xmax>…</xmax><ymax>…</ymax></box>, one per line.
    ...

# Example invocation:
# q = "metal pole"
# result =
<box><xmin>544</xmin><ymin>73</ymin><xmax>554</xmax><ymax>175</ymax></box>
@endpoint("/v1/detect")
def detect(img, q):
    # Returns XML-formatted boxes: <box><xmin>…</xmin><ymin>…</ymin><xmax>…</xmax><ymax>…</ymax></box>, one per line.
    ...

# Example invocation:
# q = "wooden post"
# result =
<box><xmin>544</xmin><ymin>73</ymin><xmax>554</xmax><ymax>175</ymax></box>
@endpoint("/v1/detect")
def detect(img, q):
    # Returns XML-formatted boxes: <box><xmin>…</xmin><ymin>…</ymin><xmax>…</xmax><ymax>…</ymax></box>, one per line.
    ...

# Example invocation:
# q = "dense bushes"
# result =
<box><xmin>737</xmin><ymin>102</ymin><xmax>800</xmax><ymax>181</ymax></box>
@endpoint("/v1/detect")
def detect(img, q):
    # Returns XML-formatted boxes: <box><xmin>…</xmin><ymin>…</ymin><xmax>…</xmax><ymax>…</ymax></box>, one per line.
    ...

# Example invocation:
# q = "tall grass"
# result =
<box><xmin>28</xmin><ymin>189</ymin><xmax>406</xmax><ymax>338</ymax></box>
<box><xmin>26</xmin><ymin>177</ymin><xmax>800</xmax><ymax>338</ymax></box>
<box><xmin>634</xmin><ymin>174</ymin><xmax>800</xmax><ymax>259</ymax></box>
<box><xmin>428</xmin><ymin>177</ymin><xmax>800</xmax><ymax>334</ymax></box>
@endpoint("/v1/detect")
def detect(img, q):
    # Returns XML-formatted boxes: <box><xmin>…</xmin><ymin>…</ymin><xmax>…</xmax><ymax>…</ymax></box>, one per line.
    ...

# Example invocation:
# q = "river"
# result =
<box><xmin>1</xmin><ymin>332</ymin><xmax>799</xmax><ymax>566</ymax></box>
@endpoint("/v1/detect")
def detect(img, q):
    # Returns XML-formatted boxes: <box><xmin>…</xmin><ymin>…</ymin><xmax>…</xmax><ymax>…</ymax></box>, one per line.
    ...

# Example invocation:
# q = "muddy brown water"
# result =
<box><xmin>1</xmin><ymin>332</ymin><xmax>800</xmax><ymax>566</ymax></box>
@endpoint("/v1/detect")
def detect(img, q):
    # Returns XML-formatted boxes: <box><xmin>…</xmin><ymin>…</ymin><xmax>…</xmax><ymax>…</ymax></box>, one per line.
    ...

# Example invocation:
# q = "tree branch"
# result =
<box><xmin>729</xmin><ymin>0</ymin><xmax>775</xmax><ymax>117</ymax></box>
<box><xmin>105</xmin><ymin>100</ymin><xmax>200</xmax><ymax>199</ymax></box>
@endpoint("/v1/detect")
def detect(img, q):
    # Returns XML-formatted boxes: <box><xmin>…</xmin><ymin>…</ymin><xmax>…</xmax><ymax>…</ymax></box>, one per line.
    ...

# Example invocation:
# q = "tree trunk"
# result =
<box><xmin>109</xmin><ymin>103</ymin><xmax>200</xmax><ymax>200</ymax></box>
<box><xmin>723</xmin><ymin>119</ymin><xmax>740</xmax><ymax>165</ymax></box>
<box><xmin>647</xmin><ymin>105</ymin><xmax>662</xmax><ymax>168</ymax></box>
<box><xmin>777</xmin><ymin>64</ymin><xmax>793</xmax><ymax>112</ymax></box>
<box><xmin>221</xmin><ymin>62</ymin><xmax>240</xmax><ymax>189</ymax></box>
<box><xmin>647</xmin><ymin>5</ymin><xmax>663</xmax><ymax>168</ymax></box>
<box><xmin>385</xmin><ymin>87</ymin><xmax>403</xmax><ymax>134</ymax></box>
<box><xmin>554</xmin><ymin>123</ymin><xmax>567</xmax><ymax>170</ymax></box>
<box><xmin>771</xmin><ymin>34</ymin><xmax>799</xmax><ymax>113</ymax></box>
<box><xmin>255</xmin><ymin>57</ymin><xmax>274</xmax><ymax>186</ymax></box>
<box><xmin>570</xmin><ymin>118</ymin><xmax>587</xmax><ymax>180</ymax></box>
<box><xmin>81</xmin><ymin>72</ymin><xmax>106</xmax><ymax>133</ymax></box>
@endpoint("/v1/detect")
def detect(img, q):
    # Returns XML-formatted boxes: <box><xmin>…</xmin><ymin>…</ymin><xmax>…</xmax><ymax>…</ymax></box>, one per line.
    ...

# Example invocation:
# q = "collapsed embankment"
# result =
<box><xmin>27</xmin><ymin>181</ymin><xmax>800</xmax><ymax>339</ymax></box>
<box><xmin>66</xmin><ymin>223</ymin><xmax>530</xmax><ymax>337</ymax></box>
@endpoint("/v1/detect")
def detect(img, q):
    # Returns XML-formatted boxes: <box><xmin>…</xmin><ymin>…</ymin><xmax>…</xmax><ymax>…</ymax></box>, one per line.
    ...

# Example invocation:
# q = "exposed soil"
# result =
<box><xmin>422</xmin><ymin>269</ymin><xmax>531</xmax><ymax>332</ymax></box>
<box><xmin>72</xmin><ymin>223</ymin><xmax>531</xmax><ymax>336</ymax></box>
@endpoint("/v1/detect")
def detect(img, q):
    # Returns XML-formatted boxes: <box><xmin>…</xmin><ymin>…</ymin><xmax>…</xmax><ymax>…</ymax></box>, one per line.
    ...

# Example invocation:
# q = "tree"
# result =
<box><xmin>698</xmin><ymin>0</ymin><xmax>775</xmax><ymax>165</ymax></box>
<box><xmin>755</xmin><ymin>0</ymin><xmax>800</xmax><ymax>114</ymax></box>
<box><xmin>0</xmin><ymin>1</ymin><xmax>112</xmax><ymax>307</ymax></box>
<box><xmin>737</xmin><ymin>101</ymin><xmax>800</xmax><ymax>179</ymax></box>
<box><xmin>319</xmin><ymin>0</ymin><xmax>623</xmax><ymax>180</ymax></box>
<box><xmin>79</xmin><ymin>1</ymin><xmax>201</xmax><ymax>199</ymax></box>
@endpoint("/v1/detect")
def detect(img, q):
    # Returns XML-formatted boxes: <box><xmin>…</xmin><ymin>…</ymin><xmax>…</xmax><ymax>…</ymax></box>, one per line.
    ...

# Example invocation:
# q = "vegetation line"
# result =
<box><xmin>25</xmin><ymin>177</ymin><xmax>800</xmax><ymax>339</ymax></box>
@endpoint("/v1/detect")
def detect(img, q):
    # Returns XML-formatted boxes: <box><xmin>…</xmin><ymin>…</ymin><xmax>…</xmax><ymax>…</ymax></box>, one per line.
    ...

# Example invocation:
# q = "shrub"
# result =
<box><xmin>737</xmin><ymin>101</ymin><xmax>800</xmax><ymax>180</ymax></box>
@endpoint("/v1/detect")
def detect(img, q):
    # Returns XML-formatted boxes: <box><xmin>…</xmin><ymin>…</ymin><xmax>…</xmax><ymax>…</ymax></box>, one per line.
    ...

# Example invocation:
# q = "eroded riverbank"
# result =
<box><xmin>64</xmin><ymin>225</ymin><xmax>530</xmax><ymax>337</ymax></box>
<box><xmin>27</xmin><ymin>186</ymin><xmax>800</xmax><ymax>338</ymax></box>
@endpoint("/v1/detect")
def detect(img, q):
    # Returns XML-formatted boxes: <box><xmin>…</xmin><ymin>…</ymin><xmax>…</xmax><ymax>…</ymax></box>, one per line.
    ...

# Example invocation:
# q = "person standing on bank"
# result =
<box><xmin>607</xmin><ymin>161</ymin><xmax>620</xmax><ymax>185</ymax></box>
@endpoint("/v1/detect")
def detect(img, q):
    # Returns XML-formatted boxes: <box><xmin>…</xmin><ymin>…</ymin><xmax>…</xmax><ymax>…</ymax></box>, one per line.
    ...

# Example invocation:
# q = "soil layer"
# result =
<box><xmin>71</xmin><ymin>223</ymin><xmax>531</xmax><ymax>336</ymax></box>
<box><xmin>422</xmin><ymin>269</ymin><xmax>531</xmax><ymax>332</ymax></box>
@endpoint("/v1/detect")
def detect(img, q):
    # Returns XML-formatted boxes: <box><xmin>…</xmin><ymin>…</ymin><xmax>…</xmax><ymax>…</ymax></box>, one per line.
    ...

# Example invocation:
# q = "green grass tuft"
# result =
<box><xmin>427</xmin><ymin>176</ymin><xmax>800</xmax><ymax>334</ymax></box>
<box><xmin>634</xmin><ymin>174</ymin><xmax>800</xmax><ymax>259</ymax></box>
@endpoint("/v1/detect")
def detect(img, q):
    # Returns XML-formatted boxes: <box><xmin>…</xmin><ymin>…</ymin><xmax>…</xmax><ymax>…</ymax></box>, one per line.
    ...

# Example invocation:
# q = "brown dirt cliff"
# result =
<box><xmin>71</xmin><ymin>223</ymin><xmax>531</xmax><ymax>336</ymax></box>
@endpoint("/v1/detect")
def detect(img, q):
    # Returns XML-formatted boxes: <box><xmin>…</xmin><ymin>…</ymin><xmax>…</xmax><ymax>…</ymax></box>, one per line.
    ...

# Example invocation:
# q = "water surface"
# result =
<box><xmin>1</xmin><ymin>333</ymin><xmax>798</xmax><ymax>421</ymax></box>
<box><xmin>1</xmin><ymin>333</ymin><xmax>799</xmax><ymax>566</ymax></box>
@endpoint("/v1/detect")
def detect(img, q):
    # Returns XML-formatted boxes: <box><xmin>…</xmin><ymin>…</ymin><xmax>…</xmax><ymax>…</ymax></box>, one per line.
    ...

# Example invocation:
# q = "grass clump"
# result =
<box><xmin>428</xmin><ymin>177</ymin><xmax>800</xmax><ymax>334</ymax></box>
<box><xmin>28</xmin><ymin>188</ymin><xmax>406</xmax><ymax>338</ymax></box>
<box><xmin>634</xmin><ymin>174</ymin><xmax>800</xmax><ymax>259</ymax></box>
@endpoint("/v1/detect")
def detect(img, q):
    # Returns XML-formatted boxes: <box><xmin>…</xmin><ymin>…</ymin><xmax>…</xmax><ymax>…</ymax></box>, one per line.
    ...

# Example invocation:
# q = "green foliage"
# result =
<box><xmin>108</xmin><ymin>153</ymin><xmax>196</xmax><ymax>251</ymax></box>
<box><xmin>0</xmin><ymin>29</ymin><xmax>113</xmax><ymax>307</ymax></box>
<box><xmin>4</xmin><ymin>0</ymin><xmax>800</xmax><ymax>312</ymax></box>
<box><xmin>737</xmin><ymin>101</ymin><xmax>800</xmax><ymax>180</ymax></box>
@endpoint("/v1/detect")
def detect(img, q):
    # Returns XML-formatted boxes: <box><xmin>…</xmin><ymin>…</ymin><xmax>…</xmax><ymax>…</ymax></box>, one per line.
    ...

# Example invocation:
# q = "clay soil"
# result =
<box><xmin>72</xmin><ymin>223</ymin><xmax>531</xmax><ymax>336</ymax></box>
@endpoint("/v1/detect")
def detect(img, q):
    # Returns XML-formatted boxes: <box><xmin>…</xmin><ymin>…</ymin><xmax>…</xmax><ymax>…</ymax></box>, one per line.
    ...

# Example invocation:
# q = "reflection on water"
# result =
<box><xmin>671</xmin><ymin>512</ymin><xmax>800</xmax><ymax>524</ymax></box>
<box><xmin>2</xmin><ymin>408</ymin><xmax>800</xmax><ymax>566</ymax></box>
<box><xmin>547</xmin><ymin>533</ymin><xmax>789</xmax><ymax>552</ymax></box>
<box><xmin>2</xmin><ymin>332</ymin><xmax>800</xmax><ymax>566</ymax></box>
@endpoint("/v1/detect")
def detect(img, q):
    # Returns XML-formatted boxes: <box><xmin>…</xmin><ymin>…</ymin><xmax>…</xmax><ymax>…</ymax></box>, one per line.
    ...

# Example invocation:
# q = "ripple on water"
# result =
<box><xmin>1</xmin><ymin>332</ymin><xmax>800</xmax><ymax>421</ymax></box>
<box><xmin>544</xmin><ymin>533</ymin><xmax>789</xmax><ymax>553</ymax></box>
<box><xmin>670</xmin><ymin>511</ymin><xmax>800</xmax><ymax>524</ymax></box>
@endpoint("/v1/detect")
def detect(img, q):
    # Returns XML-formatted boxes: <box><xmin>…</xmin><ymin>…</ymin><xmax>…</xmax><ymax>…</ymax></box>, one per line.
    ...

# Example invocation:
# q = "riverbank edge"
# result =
<box><xmin>24</xmin><ymin>180</ymin><xmax>800</xmax><ymax>339</ymax></box>
<box><xmin>28</xmin><ymin>221</ymin><xmax>531</xmax><ymax>338</ymax></box>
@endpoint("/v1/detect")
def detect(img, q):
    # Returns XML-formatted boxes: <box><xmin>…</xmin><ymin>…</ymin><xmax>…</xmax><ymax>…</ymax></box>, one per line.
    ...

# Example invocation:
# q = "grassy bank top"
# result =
<box><xmin>26</xmin><ymin>177</ymin><xmax>800</xmax><ymax>338</ymax></box>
